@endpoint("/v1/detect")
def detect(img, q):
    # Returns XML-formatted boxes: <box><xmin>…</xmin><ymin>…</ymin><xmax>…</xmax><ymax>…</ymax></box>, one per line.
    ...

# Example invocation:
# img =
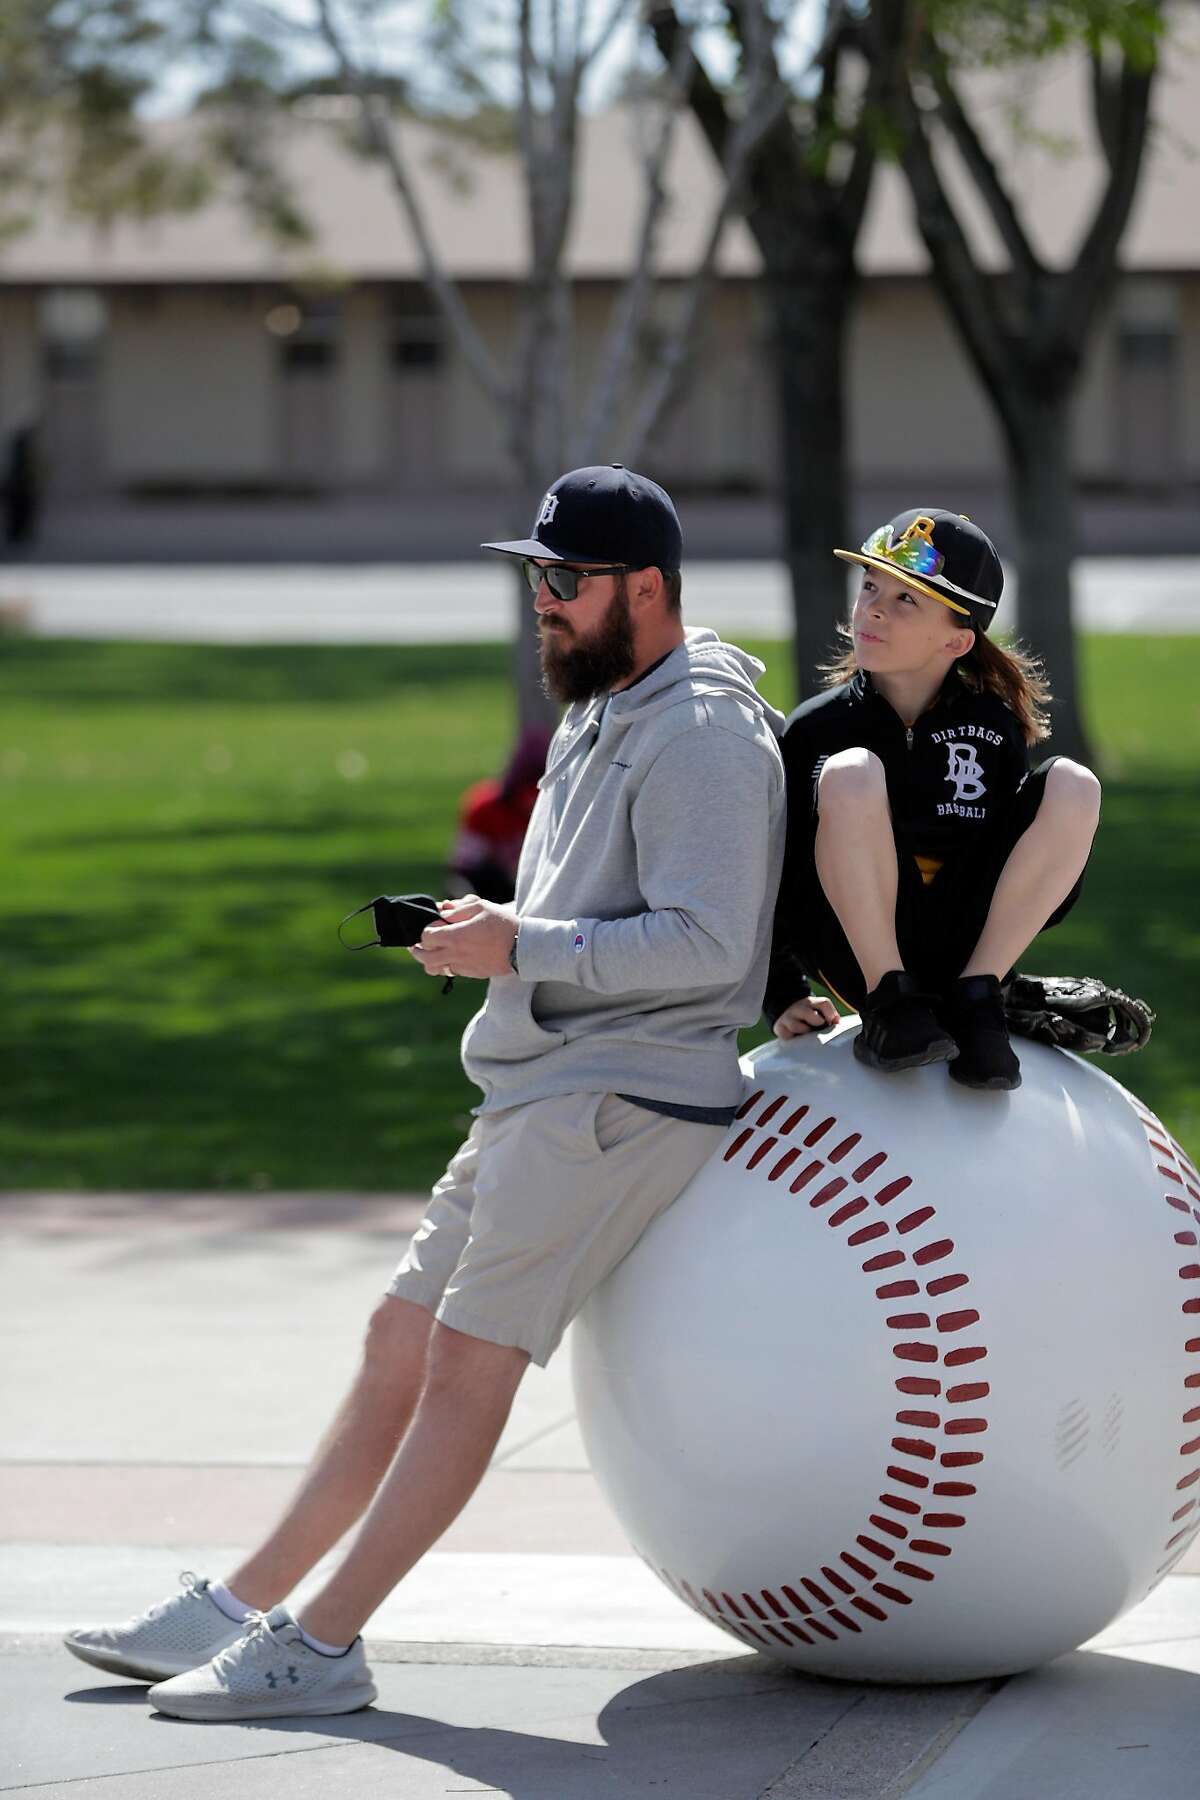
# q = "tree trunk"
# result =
<box><xmin>765</xmin><ymin>263</ymin><xmax>857</xmax><ymax>705</ymax></box>
<box><xmin>1002</xmin><ymin>390</ymin><xmax>1092</xmax><ymax>766</ymax></box>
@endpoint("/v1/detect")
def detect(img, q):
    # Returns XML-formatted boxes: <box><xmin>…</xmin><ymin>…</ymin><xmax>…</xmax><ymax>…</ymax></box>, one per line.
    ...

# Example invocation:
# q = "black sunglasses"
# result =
<box><xmin>520</xmin><ymin>559</ymin><xmax>627</xmax><ymax>602</ymax></box>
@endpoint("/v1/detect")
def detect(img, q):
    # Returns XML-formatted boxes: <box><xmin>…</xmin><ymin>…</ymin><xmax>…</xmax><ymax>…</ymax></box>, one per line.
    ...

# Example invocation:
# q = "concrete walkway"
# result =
<box><xmin>1</xmin><ymin>557</ymin><xmax>1199</xmax><ymax>644</ymax></box>
<box><xmin>4</xmin><ymin>1192</ymin><xmax>1200</xmax><ymax>1798</ymax></box>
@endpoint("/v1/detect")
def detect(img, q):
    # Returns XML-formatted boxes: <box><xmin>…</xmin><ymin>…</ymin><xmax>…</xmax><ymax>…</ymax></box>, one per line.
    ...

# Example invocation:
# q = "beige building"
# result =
<box><xmin>1</xmin><ymin>44</ymin><xmax>1198</xmax><ymax>509</ymax></box>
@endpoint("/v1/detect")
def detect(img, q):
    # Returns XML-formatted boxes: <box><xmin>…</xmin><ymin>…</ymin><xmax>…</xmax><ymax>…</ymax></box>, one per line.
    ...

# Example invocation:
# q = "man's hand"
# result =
<box><xmin>410</xmin><ymin>895</ymin><xmax>518</xmax><ymax>982</ymax></box>
<box><xmin>773</xmin><ymin>995</ymin><xmax>840</xmax><ymax>1040</ymax></box>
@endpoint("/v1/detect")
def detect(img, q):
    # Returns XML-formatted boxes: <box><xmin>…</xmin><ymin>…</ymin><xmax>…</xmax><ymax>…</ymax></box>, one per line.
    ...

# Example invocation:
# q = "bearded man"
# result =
<box><xmin>64</xmin><ymin>464</ymin><xmax>787</xmax><ymax>1722</ymax></box>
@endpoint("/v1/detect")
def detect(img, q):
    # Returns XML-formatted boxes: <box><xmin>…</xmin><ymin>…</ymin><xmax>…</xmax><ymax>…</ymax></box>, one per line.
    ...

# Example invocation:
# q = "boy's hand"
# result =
<box><xmin>773</xmin><ymin>995</ymin><xmax>840</xmax><ymax>1040</ymax></box>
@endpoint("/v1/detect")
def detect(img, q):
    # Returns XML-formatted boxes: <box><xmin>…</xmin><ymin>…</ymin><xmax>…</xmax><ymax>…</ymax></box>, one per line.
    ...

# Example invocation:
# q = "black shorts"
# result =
<box><xmin>792</xmin><ymin>758</ymin><xmax>1087</xmax><ymax>1010</ymax></box>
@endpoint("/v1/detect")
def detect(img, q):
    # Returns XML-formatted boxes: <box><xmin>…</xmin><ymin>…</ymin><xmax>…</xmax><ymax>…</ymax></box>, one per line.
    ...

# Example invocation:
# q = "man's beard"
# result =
<box><xmin>539</xmin><ymin>580</ymin><xmax>636</xmax><ymax>703</ymax></box>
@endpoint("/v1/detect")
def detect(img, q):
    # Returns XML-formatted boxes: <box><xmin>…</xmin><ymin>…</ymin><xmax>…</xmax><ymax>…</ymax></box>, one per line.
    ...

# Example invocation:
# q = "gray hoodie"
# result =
<box><xmin>462</xmin><ymin>628</ymin><xmax>786</xmax><ymax>1113</ymax></box>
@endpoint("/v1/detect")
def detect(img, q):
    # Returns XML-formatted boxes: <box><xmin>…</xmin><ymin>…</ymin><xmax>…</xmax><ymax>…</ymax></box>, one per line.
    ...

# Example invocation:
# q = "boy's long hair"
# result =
<box><xmin>822</xmin><ymin>625</ymin><xmax>1051</xmax><ymax>745</ymax></box>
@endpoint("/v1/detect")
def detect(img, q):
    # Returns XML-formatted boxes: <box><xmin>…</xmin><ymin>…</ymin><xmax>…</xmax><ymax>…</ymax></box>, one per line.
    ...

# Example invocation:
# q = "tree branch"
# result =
<box><xmin>573</xmin><ymin>26</ymin><xmax>697</xmax><ymax>461</ymax></box>
<box><xmin>925</xmin><ymin>37</ymin><xmax>1044</xmax><ymax>302</ymax></box>
<box><xmin>649</xmin><ymin>5</ymin><xmax>733</xmax><ymax>166</ymax></box>
<box><xmin>313</xmin><ymin>0</ymin><xmax>507</xmax><ymax>412</ymax></box>
<box><xmin>895</xmin><ymin>84</ymin><xmax>1019</xmax><ymax>422</ymax></box>
<box><xmin>624</xmin><ymin>58</ymin><xmax>792</xmax><ymax>463</ymax></box>
<box><xmin>1046</xmin><ymin>48</ymin><xmax>1155</xmax><ymax>351</ymax></box>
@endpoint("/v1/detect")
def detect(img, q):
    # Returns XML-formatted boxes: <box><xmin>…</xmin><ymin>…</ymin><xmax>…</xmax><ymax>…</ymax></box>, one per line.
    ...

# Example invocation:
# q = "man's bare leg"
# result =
<box><xmin>222</xmin><ymin>1295</ymin><xmax>435</xmax><ymax>1610</ymax></box>
<box><xmin>962</xmin><ymin>760</ymin><xmax>1102</xmax><ymax>978</ymax></box>
<box><xmin>296</xmin><ymin>1321</ymin><xmax>529</xmax><ymax>1646</ymax></box>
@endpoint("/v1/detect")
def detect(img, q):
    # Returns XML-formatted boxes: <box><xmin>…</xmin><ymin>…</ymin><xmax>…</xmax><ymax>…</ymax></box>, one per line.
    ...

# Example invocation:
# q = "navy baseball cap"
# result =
<box><xmin>481</xmin><ymin>464</ymin><xmax>682</xmax><ymax>574</ymax></box>
<box><xmin>834</xmin><ymin>508</ymin><xmax>1004</xmax><ymax>633</ymax></box>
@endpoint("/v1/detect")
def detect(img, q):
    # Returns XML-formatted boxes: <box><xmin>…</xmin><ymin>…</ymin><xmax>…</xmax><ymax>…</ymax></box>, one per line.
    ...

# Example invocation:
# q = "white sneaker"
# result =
<box><xmin>64</xmin><ymin>1571</ymin><xmax>248</xmax><ymax>1682</ymax></box>
<box><xmin>147</xmin><ymin>1606</ymin><xmax>378</xmax><ymax>1721</ymax></box>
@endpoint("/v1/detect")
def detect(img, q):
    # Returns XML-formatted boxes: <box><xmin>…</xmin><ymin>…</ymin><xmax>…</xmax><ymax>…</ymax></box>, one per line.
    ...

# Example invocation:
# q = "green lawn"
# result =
<box><xmin>2</xmin><ymin>633</ymin><xmax>1196</xmax><ymax>1191</ymax></box>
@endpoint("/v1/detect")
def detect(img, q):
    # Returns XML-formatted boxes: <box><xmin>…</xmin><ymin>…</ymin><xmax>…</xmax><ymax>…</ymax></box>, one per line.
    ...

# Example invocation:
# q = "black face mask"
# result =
<box><xmin>339</xmin><ymin>892</ymin><xmax>454</xmax><ymax>993</ymax></box>
<box><xmin>338</xmin><ymin>893</ymin><xmax>440</xmax><ymax>950</ymax></box>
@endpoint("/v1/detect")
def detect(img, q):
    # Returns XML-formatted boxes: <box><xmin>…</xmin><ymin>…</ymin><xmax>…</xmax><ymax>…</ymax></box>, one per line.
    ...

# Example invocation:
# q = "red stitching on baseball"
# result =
<box><xmin>746</xmin><ymin>1136</ymin><xmax>778</xmax><ymax>1170</ymax></box>
<box><xmin>849</xmin><ymin>1222</ymin><xmax>890</xmax><ymax>1247</ymax></box>
<box><xmin>668</xmin><ymin>1082</ymin><xmax>992</xmax><ymax>1657</ymax></box>
<box><xmin>881</xmin><ymin>1493</ymin><xmax>922</xmax><ymax>1515</ymax></box>
<box><xmin>789</xmin><ymin>1159</ymin><xmax>824</xmax><ymax>1192</ymax></box>
<box><xmin>926</xmin><ymin>1273</ymin><xmax>969</xmax><ymax>1296</ymax></box>
<box><xmin>887</xmin><ymin>1466</ymin><xmax>929</xmax><ymax>1488</ymax></box>
<box><xmin>853</xmin><ymin>1152</ymin><xmax>888</xmax><ymax>1181</ymax></box>
<box><xmin>853</xmin><ymin>1598</ymin><xmax>888</xmax><ymax>1621</ymax></box>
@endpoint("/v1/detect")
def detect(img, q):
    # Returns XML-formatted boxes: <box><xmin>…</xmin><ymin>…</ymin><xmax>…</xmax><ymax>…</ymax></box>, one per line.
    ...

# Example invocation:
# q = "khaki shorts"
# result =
<box><xmin>387</xmin><ymin>1091</ymin><xmax>724</xmax><ymax>1367</ymax></box>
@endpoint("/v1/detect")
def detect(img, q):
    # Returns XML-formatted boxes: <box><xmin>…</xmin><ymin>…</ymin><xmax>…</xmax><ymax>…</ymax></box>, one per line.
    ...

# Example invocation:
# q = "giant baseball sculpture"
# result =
<box><xmin>572</xmin><ymin>1020</ymin><xmax>1199</xmax><ymax>1680</ymax></box>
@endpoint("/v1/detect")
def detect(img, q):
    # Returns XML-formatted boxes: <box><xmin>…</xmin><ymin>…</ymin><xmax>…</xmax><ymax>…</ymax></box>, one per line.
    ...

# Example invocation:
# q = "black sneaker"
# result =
<box><xmin>854</xmin><ymin>971</ymin><xmax>959</xmax><ymax>1073</ymax></box>
<box><xmin>943</xmin><ymin>975</ymin><xmax>1022</xmax><ymax>1091</ymax></box>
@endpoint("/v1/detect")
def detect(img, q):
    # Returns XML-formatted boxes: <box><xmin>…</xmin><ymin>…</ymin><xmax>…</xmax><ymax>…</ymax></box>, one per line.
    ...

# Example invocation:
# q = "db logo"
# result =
<box><xmin>945</xmin><ymin>742</ymin><xmax>986</xmax><ymax>803</ymax></box>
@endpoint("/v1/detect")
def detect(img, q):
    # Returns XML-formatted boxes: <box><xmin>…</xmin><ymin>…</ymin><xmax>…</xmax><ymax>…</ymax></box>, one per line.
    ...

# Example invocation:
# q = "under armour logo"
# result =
<box><xmin>265</xmin><ymin>1665</ymin><xmax>300</xmax><ymax>1688</ymax></box>
<box><xmin>536</xmin><ymin>492</ymin><xmax>559</xmax><ymax>526</ymax></box>
<box><xmin>945</xmin><ymin>742</ymin><xmax>986</xmax><ymax>803</ymax></box>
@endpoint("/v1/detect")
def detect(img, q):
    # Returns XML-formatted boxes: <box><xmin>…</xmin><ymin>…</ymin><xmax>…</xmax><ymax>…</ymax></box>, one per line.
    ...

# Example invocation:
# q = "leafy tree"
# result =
<box><xmin>651</xmin><ymin>0</ymin><xmax>910</xmax><ymax>700</ymax></box>
<box><xmin>885</xmin><ymin>0</ymin><xmax>1164</xmax><ymax>759</ymax></box>
<box><xmin>0</xmin><ymin>1</ymin><xmax>211</xmax><ymax>239</ymax></box>
<box><xmin>184</xmin><ymin>0</ymin><xmax>786</xmax><ymax>722</ymax></box>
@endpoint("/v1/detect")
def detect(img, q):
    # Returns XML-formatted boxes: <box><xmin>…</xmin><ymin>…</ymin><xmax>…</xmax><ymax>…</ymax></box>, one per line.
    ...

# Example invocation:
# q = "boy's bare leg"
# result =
<box><xmin>962</xmin><ymin>760</ymin><xmax>1101</xmax><ymax>980</ymax></box>
<box><xmin>222</xmin><ymin>1295</ymin><xmax>435</xmax><ymax>1610</ymax></box>
<box><xmin>814</xmin><ymin>748</ymin><xmax>903</xmax><ymax>994</ymax></box>
<box><xmin>297</xmin><ymin>1321</ymin><xmax>529</xmax><ymax>1647</ymax></box>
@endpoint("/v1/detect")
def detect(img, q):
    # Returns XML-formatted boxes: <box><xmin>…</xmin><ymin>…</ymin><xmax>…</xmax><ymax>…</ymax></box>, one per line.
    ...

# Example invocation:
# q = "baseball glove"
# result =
<box><xmin>1003</xmin><ymin>973</ymin><xmax>1155</xmax><ymax>1057</ymax></box>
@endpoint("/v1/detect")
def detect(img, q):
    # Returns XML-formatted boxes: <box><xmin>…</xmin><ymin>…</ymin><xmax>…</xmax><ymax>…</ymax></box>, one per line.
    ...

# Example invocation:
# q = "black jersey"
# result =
<box><xmin>766</xmin><ymin>670</ymin><xmax>1029</xmax><ymax>1015</ymax></box>
<box><xmin>781</xmin><ymin>670</ymin><xmax>1028</xmax><ymax>852</ymax></box>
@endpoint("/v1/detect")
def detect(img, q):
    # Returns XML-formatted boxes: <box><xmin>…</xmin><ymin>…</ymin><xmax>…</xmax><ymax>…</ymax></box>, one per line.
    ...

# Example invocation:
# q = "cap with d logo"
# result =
<box><xmin>481</xmin><ymin>464</ymin><xmax>682</xmax><ymax>575</ymax></box>
<box><xmin>834</xmin><ymin>509</ymin><xmax>1004</xmax><ymax>632</ymax></box>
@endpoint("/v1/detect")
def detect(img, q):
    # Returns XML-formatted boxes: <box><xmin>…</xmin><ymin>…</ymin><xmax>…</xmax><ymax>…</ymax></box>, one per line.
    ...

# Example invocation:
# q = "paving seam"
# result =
<box><xmin>755</xmin><ymin>1679</ymin><xmax>1004</xmax><ymax>1799</ymax></box>
<box><xmin>3</xmin><ymin>1631</ymin><xmax>737</xmax><ymax>1671</ymax></box>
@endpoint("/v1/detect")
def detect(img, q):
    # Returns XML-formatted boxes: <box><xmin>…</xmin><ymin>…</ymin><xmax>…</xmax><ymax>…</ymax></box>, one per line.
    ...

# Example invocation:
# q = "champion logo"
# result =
<box><xmin>573</xmin><ymin>932</ymin><xmax>587</xmax><ymax>953</ymax></box>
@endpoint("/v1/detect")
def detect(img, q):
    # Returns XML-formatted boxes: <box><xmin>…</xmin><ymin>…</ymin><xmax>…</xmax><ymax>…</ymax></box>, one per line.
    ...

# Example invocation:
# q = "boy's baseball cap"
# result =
<box><xmin>481</xmin><ymin>464</ymin><xmax>682</xmax><ymax>575</ymax></box>
<box><xmin>834</xmin><ymin>508</ymin><xmax>1003</xmax><ymax>632</ymax></box>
